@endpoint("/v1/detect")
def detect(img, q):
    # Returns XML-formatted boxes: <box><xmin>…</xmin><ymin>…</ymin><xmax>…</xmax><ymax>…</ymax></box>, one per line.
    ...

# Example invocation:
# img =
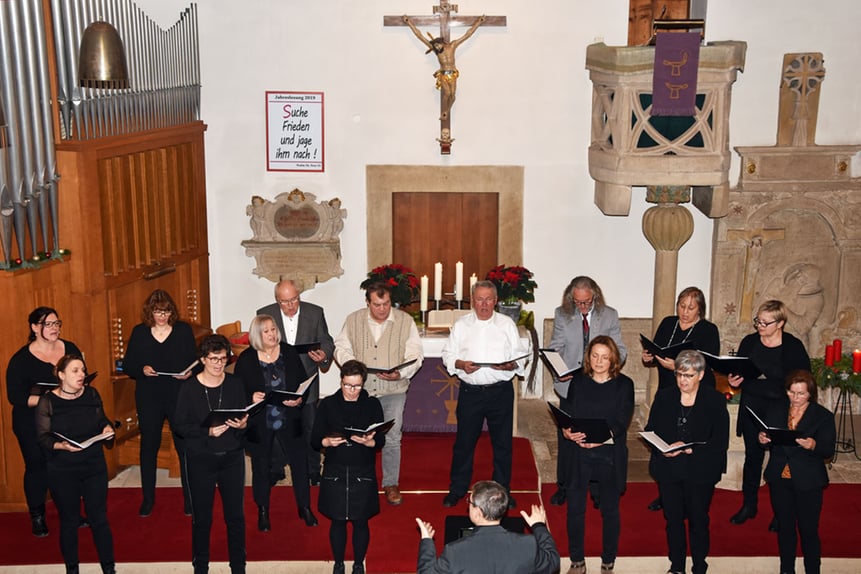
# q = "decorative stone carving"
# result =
<box><xmin>242</xmin><ymin>188</ymin><xmax>346</xmax><ymax>286</ymax></box>
<box><xmin>585</xmin><ymin>41</ymin><xmax>746</xmax><ymax>217</ymax></box>
<box><xmin>710</xmin><ymin>53</ymin><xmax>861</xmax><ymax>359</ymax></box>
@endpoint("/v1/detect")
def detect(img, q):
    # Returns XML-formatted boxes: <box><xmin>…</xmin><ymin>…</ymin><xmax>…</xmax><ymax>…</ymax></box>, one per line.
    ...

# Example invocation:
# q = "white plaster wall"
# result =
<box><xmin>133</xmin><ymin>0</ymin><xmax>861</xmax><ymax>393</ymax></box>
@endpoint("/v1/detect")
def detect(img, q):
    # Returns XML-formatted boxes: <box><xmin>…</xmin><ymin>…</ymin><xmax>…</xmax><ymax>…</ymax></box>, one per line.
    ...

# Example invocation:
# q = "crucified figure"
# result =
<box><xmin>403</xmin><ymin>14</ymin><xmax>486</xmax><ymax>120</ymax></box>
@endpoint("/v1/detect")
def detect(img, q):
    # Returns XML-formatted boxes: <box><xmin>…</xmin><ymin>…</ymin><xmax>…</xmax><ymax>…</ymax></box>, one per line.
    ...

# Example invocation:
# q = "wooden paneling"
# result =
<box><xmin>392</xmin><ymin>192</ymin><xmax>498</xmax><ymax>305</ymax></box>
<box><xmin>0</xmin><ymin>123</ymin><xmax>211</xmax><ymax>512</ymax></box>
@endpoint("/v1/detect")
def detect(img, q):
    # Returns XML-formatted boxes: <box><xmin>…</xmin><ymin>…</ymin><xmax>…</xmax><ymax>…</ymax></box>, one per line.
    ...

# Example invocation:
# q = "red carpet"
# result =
<box><xmin>1</xmin><ymin>433</ymin><xmax>859</xmax><ymax>573</ymax></box>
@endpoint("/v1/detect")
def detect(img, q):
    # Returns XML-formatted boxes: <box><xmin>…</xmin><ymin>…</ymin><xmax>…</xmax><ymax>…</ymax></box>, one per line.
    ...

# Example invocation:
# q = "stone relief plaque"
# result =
<box><xmin>242</xmin><ymin>188</ymin><xmax>346</xmax><ymax>285</ymax></box>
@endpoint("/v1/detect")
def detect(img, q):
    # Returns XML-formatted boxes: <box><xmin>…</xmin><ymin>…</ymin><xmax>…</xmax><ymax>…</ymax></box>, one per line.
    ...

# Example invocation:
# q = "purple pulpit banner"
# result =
<box><xmin>652</xmin><ymin>32</ymin><xmax>701</xmax><ymax>116</ymax></box>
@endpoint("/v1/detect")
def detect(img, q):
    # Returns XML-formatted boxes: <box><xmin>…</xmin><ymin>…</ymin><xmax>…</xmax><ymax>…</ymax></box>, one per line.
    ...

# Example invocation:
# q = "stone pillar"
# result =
<box><xmin>641</xmin><ymin>186</ymin><xmax>694</xmax><ymax>406</ymax></box>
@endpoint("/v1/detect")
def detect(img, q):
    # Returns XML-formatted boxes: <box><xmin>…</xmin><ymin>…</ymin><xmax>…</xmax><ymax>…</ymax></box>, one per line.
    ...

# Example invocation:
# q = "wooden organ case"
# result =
<box><xmin>0</xmin><ymin>1</ymin><xmax>209</xmax><ymax>511</ymax></box>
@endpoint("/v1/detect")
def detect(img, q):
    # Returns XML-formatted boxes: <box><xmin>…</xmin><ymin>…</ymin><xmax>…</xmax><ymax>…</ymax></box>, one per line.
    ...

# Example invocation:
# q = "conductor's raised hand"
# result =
<box><xmin>520</xmin><ymin>504</ymin><xmax>547</xmax><ymax>527</ymax></box>
<box><xmin>415</xmin><ymin>517</ymin><xmax>435</xmax><ymax>539</ymax></box>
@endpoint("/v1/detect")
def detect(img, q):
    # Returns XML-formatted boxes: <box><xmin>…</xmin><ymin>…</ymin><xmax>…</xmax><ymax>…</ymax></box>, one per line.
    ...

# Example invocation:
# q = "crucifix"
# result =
<box><xmin>384</xmin><ymin>1</ymin><xmax>506</xmax><ymax>154</ymax></box>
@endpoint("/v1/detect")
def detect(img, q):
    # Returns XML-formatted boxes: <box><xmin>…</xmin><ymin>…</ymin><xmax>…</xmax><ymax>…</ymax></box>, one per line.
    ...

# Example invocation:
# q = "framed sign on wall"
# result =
<box><xmin>265</xmin><ymin>91</ymin><xmax>324</xmax><ymax>172</ymax></box>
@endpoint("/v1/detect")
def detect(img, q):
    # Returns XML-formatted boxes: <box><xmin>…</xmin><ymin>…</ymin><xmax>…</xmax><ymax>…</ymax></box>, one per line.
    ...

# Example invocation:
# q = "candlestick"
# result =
<box><xmin>455</xmin><ymin>261</ymin><xmax>463</xmax><ymax>301</ymax></box>
<box><xmin>825</xmin><ymin>344</ymin><xmax>835</xmax><ymax>366</ymax></box>
<box><xmin>833</xmin><ymin>338</ymin><xmax>842</xmax><ymax>360</ymax></box>
<box><xmin>469</xmin><ymin>273</ymin><xmax>477</xmax><ymax>307</ymax></box>
<box><xmin>853</xmin><ymin>349</ymin><xmax>861</xmax><ymax>374</ymax></box>
<box><xmin>420</xmin><ymin>275</ymin><xmax>429</xmax><ymax>311</ymax></box>
<box><xmin>434</xmin><ymin>262</ymin><xmax>443</xmax><ymax>301</ymax></box>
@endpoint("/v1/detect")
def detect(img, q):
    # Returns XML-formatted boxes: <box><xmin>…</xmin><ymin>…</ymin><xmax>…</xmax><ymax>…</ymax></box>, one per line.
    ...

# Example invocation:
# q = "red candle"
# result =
<box><xmin>853</xmin><ymin>349</ymin><xmax>861</xmax><ymax>374</ymax></box>
<box><xmin>833</xmin><ymin>339</ymin><xmax>842</xmax><ymax>360</ymax></box>
<box><xmin>825</xmin><ymin>344</ymin><xmax>835</xmax><ymax>366</ymax></box>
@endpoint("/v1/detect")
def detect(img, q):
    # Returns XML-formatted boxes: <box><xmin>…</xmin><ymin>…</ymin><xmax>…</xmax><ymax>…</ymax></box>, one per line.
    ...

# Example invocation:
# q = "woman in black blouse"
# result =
<box><xmin>645</xmin><ymin>350</ymin><xmax>729</xmax><ymax>574</ymax></box>
<box><xmin>759</xmin><ymin>370</ymin><xmax>835</xmax><ymax>574</ymax></box>
<box><xmin>727</xmin><ymin>300</ymin><xmax>811</xmax><ymax>528</ymax></box>
<box><xmin>36</xmin><ymin>355</ymin><xmax>115</xmax><ymax>574</ymax></box>
<box><xmin>123</xmin><ymin>289</ymin><xmax>198</xmax><ymax>517</ymax></box>
<box><xmin>560</xmin><ymin>336</ymin><xmax>634</xmax><ymax>574</ymax></box>
<box><xmin>641</xmin><ymin>287</ymin><xmax>720</xmax><ymax>512</ymax></box>
<box><xmin>234</xmin><ymin>314</ymin><xmax>317</xmax><ymax>532</ymax></box>
<box><xmin>174</xmin><ymin>335</ymin><xmax>249</xmax><ymax>574</ymax></box>
<box><xmin>312</xmin><ymin>360</ymin><xmax>385</xmax><ymax>574</ymax></box>
<box><xmin>5</xmin><ymin>307</ymin><xmax>81</xmax><ymax>537</ymax></box>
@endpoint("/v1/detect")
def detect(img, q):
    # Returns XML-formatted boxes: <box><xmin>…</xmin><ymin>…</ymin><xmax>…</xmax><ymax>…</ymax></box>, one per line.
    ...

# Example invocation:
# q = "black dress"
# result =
<box><xmin>35</xmin><ymin>387</ymin><xmax>114</xmax><ymax>570</ymax></box>
<box><xmin>5</xmin><ymin>339</ymin><xmax>82</xmax><ymax>514</ymax></box>
<box><xmin>311</xmin><ymin>389</ymin><xmax>385</xmax><ymax>521</ymax></box>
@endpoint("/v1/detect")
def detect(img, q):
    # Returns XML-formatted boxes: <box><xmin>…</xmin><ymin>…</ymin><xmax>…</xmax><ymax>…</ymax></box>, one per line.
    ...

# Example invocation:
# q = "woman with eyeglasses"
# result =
<box><xmin>174</xmin><ymin>334</ymin><xmax>250</xmax><ymax>574</ymax></box>
<box><xmin>36</xmin><ymin>355</ymin><xmax>116</xmax><ymax>574</ymax></box>
<box><xmin>727</xmin><ymin>300</ymin><xmax>810</xmax><ymax>529</ymax></box>
<box><xmin>311</xmin><ymin>360</ymin><xmax>385</xmax><ymax>574</ymax></box>
<box><xmin>641</xmin><ymin>287</ymin><xmax>720</xmax><ymax>512</ymax></box>
<box><xmin>234</xmin><ymin>314</ymin><xmax>317</xmax><ymax>532</ymax></box>
<box><xmin>758</xmin><ymin>370</ymin><xmax>835</xmax><ymax>574</ymax></box>
<box><xmin>559</xmin><ymin>336</ymin><xmax>634</xmax><ymax>574</ymax></box>
<box><xmin>645</xmin><ymin>350</ymin><xmax>729</xmax><ymax>574</ymax></box>
<box><xmin>5</xmin><ymin>307</ymin><xmax>82</xmax><ymax>537</ymax></box>
<box><xmin>123</xmin><ymin>289</ymin><xmax>198</xmax><ymax>517</ymax></box>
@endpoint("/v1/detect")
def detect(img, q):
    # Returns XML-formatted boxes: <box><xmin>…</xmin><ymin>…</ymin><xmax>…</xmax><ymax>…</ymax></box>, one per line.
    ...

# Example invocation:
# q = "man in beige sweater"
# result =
<box><xmin>334</xmin><ymin>282</ymin><xmax>423</xmax><ymax>505</ymax></box>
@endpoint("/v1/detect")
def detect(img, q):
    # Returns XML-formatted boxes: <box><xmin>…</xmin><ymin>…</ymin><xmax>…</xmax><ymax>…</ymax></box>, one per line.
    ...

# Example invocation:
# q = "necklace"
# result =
<box><xmin>679</xmin><ymin>403</ymin><xmax>693</xmax><ymax>425</ymax></box>
<box><xmin>204</xmin><ymin>385</ymin><xmax>223</xmax><ymax>410</ymax></box>
<box><xmin>59</xmin><ymin>386</ymin><xmax>82</xmax><ymax>397</ymax></box>
<box><xmin>669</xmin><ymin>318</ymin><xmax>697</xmax><ymax>345</ymax></box>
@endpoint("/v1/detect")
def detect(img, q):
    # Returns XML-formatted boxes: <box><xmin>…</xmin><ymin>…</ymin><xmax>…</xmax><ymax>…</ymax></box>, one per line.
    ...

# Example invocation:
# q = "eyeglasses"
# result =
<box><xmin>572</xmin><ymin>298</ymin><xmax>593</xmax><ymax>308</ymax></box>
<box><xmin>342</xmin><ymin>383</ymin><xmax>363</xmax><ymax>390</ymax></box>
<box><xmin>153</xmin><ymin>309</ymin><xmax>171</xmax><ymax>317</ymax></box>
<box><xmin>675</xmin><ymin>371</ymin><xmax>698</xmax><ymax>381</ymax></box>
<box><xmin>278</xmin><ymin>296</ymin><xmax>300</xmax><ymax>305</ymax></box>
<box><xmin>204</xmin><ymin>355</ymin><xmax>229</xmax><ymax>364</ymax></box>
<box><xmin>40</xmin><ymin>320</ymin><xmax>62</xmax><ymax>328</ymax></box>
<box><xmin>752</xmin><ymin>318</ymin><xmax>777</xmax><ymax>328</ymax></box>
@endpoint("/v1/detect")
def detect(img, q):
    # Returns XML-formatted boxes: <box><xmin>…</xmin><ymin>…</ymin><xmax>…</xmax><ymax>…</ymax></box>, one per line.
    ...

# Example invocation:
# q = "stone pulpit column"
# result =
<box><xmin>641</xmin><ymin>186</ymin><xmax>694</xmax><ymax>405</ymax></box>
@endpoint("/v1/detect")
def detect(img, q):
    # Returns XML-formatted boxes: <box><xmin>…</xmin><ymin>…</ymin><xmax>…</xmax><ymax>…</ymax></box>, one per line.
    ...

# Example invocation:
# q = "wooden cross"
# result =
<box><xmin>384</xmin><ymin>1</ymin><xmax>506</xmax><ymax>154</ymax></box>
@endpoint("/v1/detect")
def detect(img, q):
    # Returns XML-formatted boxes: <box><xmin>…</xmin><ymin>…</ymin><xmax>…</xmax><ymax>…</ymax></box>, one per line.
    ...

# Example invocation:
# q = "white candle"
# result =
<box><xmin>455</xmin><ymin>261</ymin><xmax>464</xmax><ymax>301</ymax></box>
<box><xmin>420</xmin><ymin>275</ymin><xmax>429</xmax><ymax>311</ymax></box>
<box><xmin>434</xmin><ymin>262</ymin><xmax>443</xmax><ymax>300</ymax></box>
<box><xmin>469</xmin><ymin>274</ymin><xmax>478</xmax><ymax>308</ymax></box>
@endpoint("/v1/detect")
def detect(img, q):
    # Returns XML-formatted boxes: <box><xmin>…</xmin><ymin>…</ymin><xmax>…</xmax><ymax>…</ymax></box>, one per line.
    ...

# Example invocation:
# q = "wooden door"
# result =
<box><xmin>392</xmin><ymin>192</ymin><xmax>498</xmax><ymax>308</ymax></box>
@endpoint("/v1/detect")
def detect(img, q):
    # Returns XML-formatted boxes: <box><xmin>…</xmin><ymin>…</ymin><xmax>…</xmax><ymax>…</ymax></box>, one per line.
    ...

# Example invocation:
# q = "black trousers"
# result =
<box><xmin>565</xmin><ymin>457</ymin><xmax>620</xmax><ymax>564</ymax></box>
<box><xmin>47</xmin><ymin>457</ymin><xmax>114</xmax><ymax>568</ymax></box>
<box><xmin>555</xmin><ymin>425</ymin><xmax>573</xmax><ymax>486</ymax></box>
<box><xmin>301</xmin><ymin>398</ymin><xmax>321</xmax><ymax>475</ymax></box>
<box><xmin>769</xmin><ymin>479</ymin><xmax>823</xmax><ymax>574</ymax></box>
<box><xmin>136</xmin><ymin>383</ymin><xmax>190</xmax><ymax>506</ymax></box>
<box><xmin>185</xmin><ymin>449</ymin><xmax>246</xmax><ymax>574</ymax></box>
<box><xmin>251</xmin><ymin>429</ymin><xmax>310</xmax><ymax>509</ymax></box>
<box><xmin>740</xmin><ymin>412</ymin><xmax>767</xmax><ymax>510</ymax></box>
<box><xmin>659</xmin><ymin>480</ymin><xmax>715</xmax><ymax>574</ymax></box>
<box><xmin>12</xmin><ymin>413</ymin><xmax>49</xmax><ymax>513</ymax></box>
<box><xmin>448</xmin><ymin>380</ymin><xmax>514</xmax><ymax>497</ymax></box>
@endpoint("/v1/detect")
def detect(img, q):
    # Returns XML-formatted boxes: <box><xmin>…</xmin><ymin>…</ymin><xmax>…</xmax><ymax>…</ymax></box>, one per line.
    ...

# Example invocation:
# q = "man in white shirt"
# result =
<box><xmin>334</xmin><ymin>282</ymin><xmax>423</xmax><ymax>505</ymax></box>
<box><xmin>441</xmin><ymin>280</ymin><xmax>528</xmax><ymax>509</ymax></box>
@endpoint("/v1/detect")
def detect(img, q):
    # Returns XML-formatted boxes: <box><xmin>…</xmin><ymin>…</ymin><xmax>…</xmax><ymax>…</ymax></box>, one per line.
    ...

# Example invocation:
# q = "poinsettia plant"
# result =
<box><xmin>360</xmin><ymin>263</ymin><xmax>420</xmax><ymax>308</ymax></box>
<box><xmin>485</xmin><ymin>265</ymin><xmax>537</xmax><ymax>304</ymax></box>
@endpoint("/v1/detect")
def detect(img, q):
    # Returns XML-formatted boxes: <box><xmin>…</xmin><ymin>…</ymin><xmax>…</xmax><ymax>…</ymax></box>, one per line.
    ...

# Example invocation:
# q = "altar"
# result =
<box><xmin>402</xmin><ymin>330</ymin><xmax>534</xmax><ymax>433</ymax></box>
